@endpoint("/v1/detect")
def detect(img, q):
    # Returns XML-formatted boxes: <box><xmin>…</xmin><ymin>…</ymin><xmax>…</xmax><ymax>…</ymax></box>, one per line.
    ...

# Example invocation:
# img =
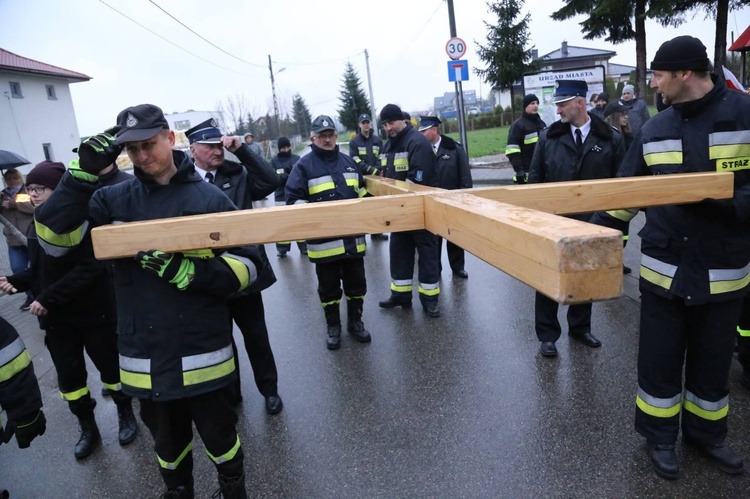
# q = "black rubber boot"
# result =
<box><xmin>74</xmin><ymin>416</ymin><xmax>101</xmax><ymax>460</ymax></box>
<box><xmin>160</xmin><ymin>484</ymin><xmax>195</xmax><ymax>499</ymax></box>
<box><xmin>324</xmin><ymin>303</ymin><xmax>341</xmax><ymax>350</ymax></box>
<box><xmin>347</xmin><ymin>298</ymin><xmax>371</xmax><ymax>343</ymax></box>
<box><xmin>213</xmin><ymin>473</ymin><xmax>247</xmax><ymax>499</ymax></box>
<box><xmin>114</xmin><ymin>396</ymin><xmax>139</xmax><ymax>446</ymax></box>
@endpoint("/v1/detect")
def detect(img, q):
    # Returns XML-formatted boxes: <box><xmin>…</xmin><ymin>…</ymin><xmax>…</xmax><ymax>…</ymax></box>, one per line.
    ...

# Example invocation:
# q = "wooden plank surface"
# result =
<box><xmin>423</xmin><ymin>193</ymin><xmax>623</xmax><ymax>304</ymax></box>
<box><xmin>451</xmin><ymin>172</ymin><xmax>734</xmax><ymax>215</ymax></box>
<box><xmin>364</xmin><ymin>176</ymin><xmax>444</xmax><ymax>196</ymax></box>
<box><xmin>91</xmin><ymin>194</ymin><xmax>425</xmax><ymax>260</ymax></box>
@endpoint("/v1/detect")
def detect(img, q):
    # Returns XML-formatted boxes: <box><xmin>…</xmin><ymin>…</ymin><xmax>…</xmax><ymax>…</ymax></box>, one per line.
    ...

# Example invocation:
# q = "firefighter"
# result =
<box><xmin>349</xmin><ymin>113</ymin><xmax>388</xmax><ymax>241</ymax></box>
<box><xmin>505</xmin><ymin>94</ymin><xmax>546</xmax><ymax>184</ymax></box>
<box><xmin>285</xmin><ymin>115</ymin><xmax>371</xmax><ymax>350</ymax></box>
<box><xmin>377</xmin><ymin>104</ymin><xmax>440</xmax><ymax>317</ymax></box>
<box><xmin>591</xmin><ymin>36</ymin><xmax>750</xmax><ymax>479</ymax></box>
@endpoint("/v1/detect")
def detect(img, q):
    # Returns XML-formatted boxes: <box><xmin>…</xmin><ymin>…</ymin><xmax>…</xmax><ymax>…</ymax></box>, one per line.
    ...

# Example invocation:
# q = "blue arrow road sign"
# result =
<box><xmin>447</xmin><ymin>60</ymin><xmax>469</xmax><ymax>82</ymax></box>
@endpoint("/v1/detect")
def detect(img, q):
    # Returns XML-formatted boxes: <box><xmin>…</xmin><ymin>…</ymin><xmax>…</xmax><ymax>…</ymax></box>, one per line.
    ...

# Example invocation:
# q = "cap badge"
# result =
<box><xmin>210</xmin><ymin>118</ymin><xmax>218</xmax><ymax>127</ymax></box>
<box><xmin>554</xmin><ymin>81</ymin><xmax>560</xmax><ymax>89</ymax></box>
<box><xmin>322</xmin><ymin>119</ymin><xmax>329</xmax><ymax>126</ymax></box>
<box><xmin>126</xmin><ymin>113</ymin><xmax>138</xmax><ymax>128</ymax></box>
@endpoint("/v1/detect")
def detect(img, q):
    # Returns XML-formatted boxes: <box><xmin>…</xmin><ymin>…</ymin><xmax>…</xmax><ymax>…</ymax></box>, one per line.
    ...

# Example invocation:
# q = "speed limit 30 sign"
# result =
<box><xmin>445</xmin><ymin>37</ymin><xmax>466</xmax><ymax>60</ymax></box>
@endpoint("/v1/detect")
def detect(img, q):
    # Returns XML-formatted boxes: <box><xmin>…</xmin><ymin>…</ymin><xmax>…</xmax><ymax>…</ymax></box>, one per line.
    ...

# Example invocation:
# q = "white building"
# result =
<box><xmin>0</xmin><ymin>48</ymin><xmax>90</xmax><ymax>174</ymax></box>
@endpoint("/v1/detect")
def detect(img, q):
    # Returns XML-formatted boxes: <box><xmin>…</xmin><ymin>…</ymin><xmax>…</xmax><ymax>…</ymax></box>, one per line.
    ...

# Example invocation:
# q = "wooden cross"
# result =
<box><xmin>90</xmin><ymin>172</ymin><xmax>733</xmax><ymax>304</ymax></box>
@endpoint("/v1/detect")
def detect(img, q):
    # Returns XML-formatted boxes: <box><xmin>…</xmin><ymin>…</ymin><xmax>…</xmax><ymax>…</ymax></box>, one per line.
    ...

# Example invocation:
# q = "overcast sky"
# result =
<box><xmin>2</xmin><ymin>0</ymin><xmax>748</xmax><ymax>136</ymax></box>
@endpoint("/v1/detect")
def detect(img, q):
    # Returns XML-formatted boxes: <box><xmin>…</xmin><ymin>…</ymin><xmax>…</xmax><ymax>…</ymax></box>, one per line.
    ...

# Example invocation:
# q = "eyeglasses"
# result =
<box><xmin>313</xmin><ymin>133</ymin><xmax>337</xmax><ymax>141</ymax></box>
<box><xmin>26</xmin><ymin>186</ymin><xmax>47</xmax><ymax>194</ymax></box>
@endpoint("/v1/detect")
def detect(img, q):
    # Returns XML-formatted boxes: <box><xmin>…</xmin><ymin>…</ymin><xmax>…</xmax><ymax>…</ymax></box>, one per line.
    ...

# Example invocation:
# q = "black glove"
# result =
<box><xmin>514</xmin><ymin>173</ymin><xmax>527</xmax><ymax>185</ymax></box>
<box><xmin>135</xmin><ymin>250</ymin><xmax>195</xmax><ymax>290</ymax></box>
<box><xmin>77</xmin><ymin>127</ymin><xmax>123</xmax><ymax>174</ymax></box>
<box><xmin>1</xmin><ymin>409</ymin><xmax>46</xmax><ymax>449</ymax></box>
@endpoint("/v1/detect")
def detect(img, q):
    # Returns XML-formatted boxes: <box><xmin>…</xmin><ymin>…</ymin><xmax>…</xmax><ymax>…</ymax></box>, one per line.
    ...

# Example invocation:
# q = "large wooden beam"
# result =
<box><xmin>424</xmin><ymin>193</ymin><xmax>623</xmax><ymax>304</ymax></box>
<box><xmin>91</xmin><ymin>194</ymin><xmax>425</xmax><ymax>260</ymax></box>
<box><xmin>363</xmin><ymin>176</ymin><xmax>444</xmax><ymax>197</ymax></box>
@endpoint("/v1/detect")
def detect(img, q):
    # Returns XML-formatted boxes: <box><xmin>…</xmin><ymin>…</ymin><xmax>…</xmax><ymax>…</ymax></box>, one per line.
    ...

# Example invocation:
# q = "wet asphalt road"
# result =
<box><xmin>1</xmin><ymin>170</ymin><xmax>749</xmax><ymax>498</ymax></box>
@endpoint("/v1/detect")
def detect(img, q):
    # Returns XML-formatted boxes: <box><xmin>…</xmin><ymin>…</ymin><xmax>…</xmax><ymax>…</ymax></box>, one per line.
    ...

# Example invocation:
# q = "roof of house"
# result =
<box><xmin>0</xmin><ymin>48</ymin><xmax>91</xmax><ymax>82</ymax></box>
<box><xmin>729</xmin><ymin>25</ymin><xmax>750</xmax><ymax>52</ymax></box>
<box><xmin>608</xmin><ymin>62</ymin><xmax>637</xmax><ymax>76</ymax></box>
<box><xmin>540</xmin><ymin>45</ymin><xmax>617</xmax><ymax>61</ymax></box>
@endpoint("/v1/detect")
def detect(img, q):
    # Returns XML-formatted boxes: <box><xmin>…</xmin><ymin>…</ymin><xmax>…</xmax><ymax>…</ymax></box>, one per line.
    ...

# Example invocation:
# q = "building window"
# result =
<box><xmin>42</xmin><ymin>143</ymin><xmax>54</xmax><ymax>161</ymax></box>
<box><xmin>9</xmin><ymin>82</ymin><xmax>23</xmax><ymax>98</ymax></box>
<box><xmin>46</xmin><ymin>85</ymin><xmax>57</xmax><ymax>100</ymax></box>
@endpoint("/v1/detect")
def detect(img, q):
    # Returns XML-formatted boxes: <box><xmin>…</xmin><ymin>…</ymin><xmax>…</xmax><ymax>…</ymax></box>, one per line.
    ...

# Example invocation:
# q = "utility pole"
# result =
<box><xmin>268</xmin><ymin>54</ymin><xmax>281</xmax><ymax>137</ymax></box>
<box><xmin>447</xmin><ymin>0</ymin><xmax>468</xmax><ymax>155</ymax></box>
<box><xmin>364</xmin><ymin>49</ymin><xmax>378</xmax><ymax>132</ymax></box>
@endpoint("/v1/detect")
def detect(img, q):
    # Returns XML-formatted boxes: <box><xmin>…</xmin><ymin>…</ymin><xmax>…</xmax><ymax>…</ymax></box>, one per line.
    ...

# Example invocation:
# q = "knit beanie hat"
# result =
<box><xmin>379</xmin><ymin>104</ymin><xmax>403</xmax><ymax>123</ymax></box>
<box><xmin>25</xmin><ymin>161</ymin><xmax>65</xmax><ymax>190</ymax></box>
<box><xmin>277</xmin><ymin>136</ymin><xmax>291</xmax><ymax>149</ymax></box>
<box><xmin>651</xmin><ymin>35</ymin><xmax>711</xmax><ymax>71</ymax></box>
<box><xmin>622</xmin><ymin>84</ymin><xmax>635</xmax><ymax>96</ymax></box>
<box><xmin>597</xmin><ymin>92</ymin><xmax>609</xmax><ymax>103</ymax></box>
<box><xmin>522</xmin><ymin>94</ymin><xmax>539</xmax><ymax>109</ymax></box>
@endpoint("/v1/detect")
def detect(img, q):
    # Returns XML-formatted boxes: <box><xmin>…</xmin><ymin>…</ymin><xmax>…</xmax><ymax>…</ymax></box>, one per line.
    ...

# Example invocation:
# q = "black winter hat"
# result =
<box><xmin>26</xmin><ymin>161</ymin><xmax>65</xmax><ymax>190</ymax></box>
<box><xmin>277</xmin><ymin>136</ymin><xmax>291</xmax><ymax>149</ymax></box>
<box><xmin>651</xmin><ymin>35</ymin><xmax>711</xmax><ymax>72</ymax></box>
<box><xmin>597</xmin><ymin>92</ymin><xmax>609</xmax><ymax>103</ymax></box>
<box><xmin>115</xmin><ymin>104</ymin><xmax>169</xmax><ymax>143</ymax></box>
<box><xmin>522</xmin><ymin>94</ymin><xmax>539</xmax><ymax>109</ymax></box>
<box><xmin>379</xmin><ymin>104</ymin><xmax>403</xmax><ymax>123</ymax></box>
<box><xmin>604</xmin><ymin>101</ymin><xmax>629</xmax><ymax>118</ymax></box>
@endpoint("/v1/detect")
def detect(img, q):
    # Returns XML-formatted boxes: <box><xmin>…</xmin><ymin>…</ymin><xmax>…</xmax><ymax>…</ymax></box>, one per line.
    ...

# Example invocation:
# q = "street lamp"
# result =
<box><xmin>268</xmin><ymin>55</ymin><xmax>286</xmax><ymax>137</ymax></box>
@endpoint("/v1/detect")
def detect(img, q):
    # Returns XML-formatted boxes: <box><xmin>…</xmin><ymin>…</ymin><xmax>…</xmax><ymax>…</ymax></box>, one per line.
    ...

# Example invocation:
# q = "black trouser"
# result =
<box><xmin>437</xmin><ymin>237</ymin><xmax>465</xmax><ymax>273</ymax></box>
<box><xmin>45</xmin><ymin>324</ymin><xmax>126</xmax><ymax>417</ymax></box>
<box><xmin>534</xmin><ymin>292</ymin><xmax>592</xmax><ymax>343</ymax></box>
<box><xmin>229</xmin><ymin>292</ymin><xmax>279</xmax><ymax>398</ymax></box>
<box><xmin>737</xmin><ymin>295</ymin><xmax>750</xmax><ymax>373</ymax></box>
<box><xmin>139</xmin><ymin>386</ymin><xmax>243</xmax><ymax>489</ymax></box>
<box><xmin>315</xmin><ymin>257</ymin><xmax>367</xmax><ymax>306</ymax></box>
<box><xmin>276</xmin><ymin>241</ymin><xmax>307</xmax><ymax>253</ymax></box>
<box><xmin>635</xmin><ymin>290</ymin><xmax>741</xmax><ymax>445</ymax></box>
<box><xmin>389</xmin><ymin>230</ymin><xmax>440</xmax><ymax>305</ymax></box>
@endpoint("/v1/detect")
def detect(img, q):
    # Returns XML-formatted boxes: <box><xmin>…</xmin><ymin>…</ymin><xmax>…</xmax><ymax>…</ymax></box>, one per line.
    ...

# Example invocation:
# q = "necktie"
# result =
<box><xmin>433</xmin><ymin>145</ymin><xmax>438</xmax><ymax>155</ymax></box>
<box><xmin>575</xmin><ymin>129</ymin><xmax>583</xmax><ymax>156</ymax></box>
<box><xmin>205</xmin><ymin>172</ymin><xmax>214</xmax><ymax>184</ymax></box>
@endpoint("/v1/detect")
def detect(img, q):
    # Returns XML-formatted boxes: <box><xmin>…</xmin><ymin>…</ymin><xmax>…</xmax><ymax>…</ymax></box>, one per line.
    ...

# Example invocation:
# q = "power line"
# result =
<box><xmin>98</xmin><ymin>0</ymin><xmax>258</xmax><ymax>77</ymax></box>
<box><xmin>148</xmin><ymin>0</ymin><xmax>266</xmax><ymax>68</ymax></box>
<box><xmin>274</xmin><ymin>51</ymin><xmax>365</xmax><ymax>67</ymax></box>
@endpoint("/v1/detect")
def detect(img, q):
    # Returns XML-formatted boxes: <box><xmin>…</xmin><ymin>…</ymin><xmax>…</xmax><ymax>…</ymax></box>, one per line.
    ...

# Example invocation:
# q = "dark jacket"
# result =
<box><xmin>285</xmin><ymin>144</ymin><xmax>367</xmax><ymax>263</ymax></box>
<box><xmin>505</xmin><ymin>111</ymin><xmax>546</xmax><ymax>174</ymax></box>
<box><xmin>271</xmin><ymin>151</ymin><xmax>300</xmax><ymax>204</ymax></box>
<box><xmin>0</xmin><ymin>316</ymin><xmax>43</xmax><ymax>423</ymax></box>
<box><xmin>349</xmin><ymin>131</ymin><xmax>383</xmax><ymax>175</ymax></box>
<box><xmin>595</xmin><ymin>78</ymin><xmax>750</xmax><ymax>305</ymax></box>
<box><xmin>434</xmin><ymin>135</ymin><xmax>473</xmax><ymax>190</ymax></box>
<box><xmin>529</xmin><ymin>113</ymin><xmax>625</xmax><ymax>221</ymax></box>
<box><xmin>618</xmin><ymin>97</ymin><xmax>650</xmax><ymax>135</ymax></box>
<box><xmin>381</xmin><ymin>124</ymin><xmax>437</xmax><ymax>186</ymax></box>
<box><xmin>208</xmin><ymin>145</ymin><xmax>278</xmax><ymax>294</ymax></box>
<box><xmin>34</xmin><ymin>151</ymin><xmax>264</xmax><ymax>401</ymax></box>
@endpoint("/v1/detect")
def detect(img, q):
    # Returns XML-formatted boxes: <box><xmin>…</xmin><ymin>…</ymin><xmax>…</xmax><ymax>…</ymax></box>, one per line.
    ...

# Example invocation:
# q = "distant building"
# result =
<box><xmin>0</xmin><ymin>48</ymin><xmax>90</xmax><ymax>174</ymax></box>
<box><xmin>164</xmin><ymin>110</ymin><xmax>224</xmax><ymax>149</ymax></box>
<box><xmin>433</xmin><ymin>89</ymin><xmax>479</xmax><ymax>117</ymax></box>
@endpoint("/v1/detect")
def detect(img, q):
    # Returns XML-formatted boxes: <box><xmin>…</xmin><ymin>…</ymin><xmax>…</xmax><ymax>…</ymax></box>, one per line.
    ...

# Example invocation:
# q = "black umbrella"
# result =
<box><xmin>0</xmin><ymin>150</ymin><xmax>31</xmax><ymax>170</ymax></box>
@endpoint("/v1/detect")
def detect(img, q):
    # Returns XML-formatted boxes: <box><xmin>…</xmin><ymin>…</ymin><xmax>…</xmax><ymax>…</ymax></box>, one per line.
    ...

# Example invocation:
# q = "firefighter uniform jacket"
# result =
<box><xmin>285</xmin><ymin>144</ymin><xmax>367</xmax><ymax>263</ymax></box>
<box><xmin>348</xmin><ymin>131</ymin><xmax>383</xmax><ymax>175</ymax></box>
<box><xmin>33</xmin><ymin>151</ymin><xmax>263</xmax><ymax>402</ymax></box>
<box><xmin>209</xmin><ymin>145</ymin><xmax>278</xmax><ymax>294</ymax></box>
<box><xmin>505</xmin><ymin>111</ymin><xmax>546</xmax><ymax>175</ymax></box>
<box><xmin>594</xmin><ymin>78</ymin><xmax>750</xmax><ymax>305</ymax></box>
<box><xmin>435</xmin><ymin>135</ymin><xmax>473</xmax><ymax>190</ymax></box>
<box><xmin>0</xmin><ymin>316</ymin><xmax>42</xmax><ymax>424</ymax></box>
<box><xmin>381</xmin><ymin>125</ymin><xmax>437</xmax><ymax>186</ymax></box>
<box><xmin>271</xmin><ymin>151</ymin><xmax>300</xmax><ymax>204</ymax></box>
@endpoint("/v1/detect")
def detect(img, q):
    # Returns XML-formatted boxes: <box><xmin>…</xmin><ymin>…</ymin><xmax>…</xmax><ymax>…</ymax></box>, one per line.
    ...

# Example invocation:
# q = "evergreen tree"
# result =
<box><xmin>475</xmin><ymin>0</ymin><xmax>539</xmax><ymax>119</ymax></box>
<box><xmin>338</xmin><ymin>62</ymin><xmax>371</xmax><ymax>131</ymax></box>
<box><xmin>292</xmin><ymin>94</ymin><xmax>313</xmax><ymax>138</ymax></box>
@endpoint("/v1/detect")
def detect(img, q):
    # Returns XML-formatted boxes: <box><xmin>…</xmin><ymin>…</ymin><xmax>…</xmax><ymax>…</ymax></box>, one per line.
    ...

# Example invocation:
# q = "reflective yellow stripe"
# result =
<box><xmin>0</xmin><ymin>345</ymin><xmax>30</xmax><ymax>383</ymax></box>
<box><xmin>644</xmin><ymin>151</ymin><xmax>683</xmax><ymax>167</ymax></box>
<box><xmin>636</xmin><ymin>388</ymin><xmax>682</xmax><ymax>418</ymax></box>
<box><xmin>683</xmin><ymin>391</ymin><xmax>729</xmax><ymax>421</ymax></box>
<box><xmin>321</xmin><ymin>299</ymin><xmax>340</xmax><ymax>307</ymax></box>
<box><xmin>346</xmin><ymin>178</ymin><xmax>360</xmax><ymax>190</ymax></box>
<box><xmin>640</xmin><ymin>255</ymin><xmax>676</xmax><ymax>291</ymax></box>
<box><xmin>606</xmin><ymin>209</ymin><xmax>637</xmax><ymax>222</ymax></box>
<box><xmin>708</xmin><ymin>263</ymin><xmax>750</xmax><ymax>295</ymax></box>
<box><xmin>505</xmin><ymin>145</ymin><xmax>521</xmax><ymax>154</ymax></box>
<box><xmin>183</xmin><ymin>249</ymin><xmax>214</xmax><ymax>259</ymax></box>
<box><xmin>120</xmin><ymin>370</ymin><xmax>152</xmax><ymax>389</ymax></box>
<box><xmin>640</xmin><ymin>266</ymin><xmax>673</xmax><ymax>290</ymax></box>
<box><xmin>353</xmin><ymin>156</ymin><xmax>362</xmax><ymax>163</ymax></box>
<box><xmin>206</xmin><ymin>435</ymin><xmax>241</xmax><ymax>464</ymax></box>
<box><xmin>643</xmin><ymin>139</ymin><xmax>683</xmax><ymax>167</ymax></box>
<box><xmin>708</xmin><ymin>131</ymin><xmax>750</xmax><ymax>159</ymax></box>
<box><xmin>418</xmin><ymin>283</ymin><xmax>440</xmax><ymax>296</ymax></box>
<box><xmin>391</xmin><ymin>281</ymin><xmax>412</xmax><ymax>293</ymax></box>
<box><xmin>738</xmin><ymin>326</ymin><xmax>750</xmax><ymax>337</ymax></box>
<box><xmin>35</xmin><ymin>220</ymin><xmax>89</xmax><ymax>257</ymax></box>
<box><xmin>102</xmin><ymin>381</ymin><xmax>122</xmax><ymax>391</ymax></box>
<box><xmin>183</xmin><ymin>357</ymin><xmax>235</xmax><ymax>386</ymax></box>
<box><xmin>523</xmin><ymin>133</ymin><xmax>538</xmax><ymax>144</ymax></box>
<box><xmin>346</xmin><ymin>294</ymin><xmax>366</xmax><ymax>301</ymax></box>
<box><xmin>308</xmin><ymin>240</ymin><xmax>345</xmax><ymax>259</ymax></box>
<box><xmin>219</xmin><ymin>255</ymin><xmax>251</xmax><ymax>290</ymax></box>
<box><xmin>158</xmin><ymin>443</ymin><xmax>193</xmax><ymax>470</ymax></box>
<box><xmin>61</xmin><ymin>386</ymin><xmax>90</xmax><ymax>401</ymax></box>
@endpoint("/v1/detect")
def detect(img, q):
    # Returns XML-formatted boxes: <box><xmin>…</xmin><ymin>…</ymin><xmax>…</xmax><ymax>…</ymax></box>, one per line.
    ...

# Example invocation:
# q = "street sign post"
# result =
<box><xmin>445</xmin><ymin>37</ymin><xmax>467</xmax><ymax>60</ymax></box>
